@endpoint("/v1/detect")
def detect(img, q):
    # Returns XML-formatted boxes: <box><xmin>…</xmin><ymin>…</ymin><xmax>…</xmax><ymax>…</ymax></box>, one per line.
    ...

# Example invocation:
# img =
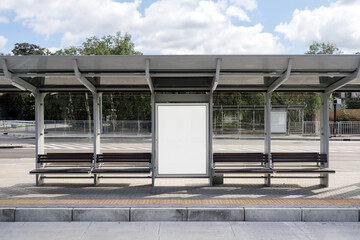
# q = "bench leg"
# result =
<box><xmin>94</xmin><ymin>174</ymin><xmax>99</xmax><ymax>186</ymax></box>
<box><xmin>320</xmin><ymin>173</ymin><xmax>329</xmax><ymax>187</ymax></box>
<box><xmin>212</xmin><ymin>173</ymin><xmax>224</xmax><ymax>185</ymax></box>
<box><xmin>264</xmin><ymin>174</ymin><xmax>271</xmax><ymax>187</ymax></box>
<box><xmin>36</xmin><ymin>174</ymin><xmax>44</xmax><ymax>186</ymax></box>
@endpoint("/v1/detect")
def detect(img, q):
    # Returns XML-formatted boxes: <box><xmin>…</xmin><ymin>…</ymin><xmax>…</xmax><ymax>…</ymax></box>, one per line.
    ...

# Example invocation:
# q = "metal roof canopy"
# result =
<box><xmin>1</xmin><ymin>55</ymin><xmax>360</xmax><ymax>93</ymax></box>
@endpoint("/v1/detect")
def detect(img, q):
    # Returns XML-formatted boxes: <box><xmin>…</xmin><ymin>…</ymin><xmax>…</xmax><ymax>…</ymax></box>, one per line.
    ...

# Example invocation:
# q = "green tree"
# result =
<box><xmin>305</xmin><ymin>41</ymin><xmax>342</xmax><ymax>55</ymax></box>
<box><xmin>12</xmin><ymin>43</ymin><xmax>50</xmax><ymax>56</ymax></box>
<box><xmin>55</xmin><ymin>32</ymin><xmax>142</xmax><ymax>56</ymax></box>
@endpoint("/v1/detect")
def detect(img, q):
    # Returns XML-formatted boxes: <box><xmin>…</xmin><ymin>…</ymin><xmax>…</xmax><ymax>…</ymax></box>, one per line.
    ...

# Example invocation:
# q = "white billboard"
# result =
<box><xmin>271</xmin><ymin>111</ymin><xmax>287</xmax><ymax>133</ymax></box>
<box><xmin>156</xmin><ymin>104</ymin><xmax>208</xmax><ymax>176</ymax></box>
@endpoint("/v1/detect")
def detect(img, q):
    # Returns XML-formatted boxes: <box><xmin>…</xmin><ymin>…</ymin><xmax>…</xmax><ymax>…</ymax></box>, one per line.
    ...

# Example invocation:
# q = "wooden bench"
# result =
<box><xmin>271</xmin><ymin>152</ymin><xmax>335</xmax><ymax>187</ymax></box>
<box><xmin>92</xmin><ymin>153</ymin><xmax>152</xmax><ymax>186</ymax></box>
<box><xmin>29</xmin><ymin>153</ymin><xmax>94</xmax><ymax>186</ymax></box>
<box><xmin>212</xmin><ymin>153</ymin><xmax>273</xmax><ymax>186</ymax></box>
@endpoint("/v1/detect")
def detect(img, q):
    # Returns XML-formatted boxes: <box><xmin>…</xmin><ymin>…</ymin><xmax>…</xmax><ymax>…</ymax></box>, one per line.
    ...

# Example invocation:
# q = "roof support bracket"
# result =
<box><xmin>211</xmin><ymin>58</ymin><xmax>222</xmax><ymax>92</ymax></box>
<box><xmin>267</xmin><ymin>58</ymin><xmax>293</xmax><ymax>93</ymax></box>
<box><xmin>325</xmin><ymin>63</ymin><xmax>360</xmax><ymax>94</ymax></box>
<box><xmin>145</xmin><ymin>59</ymin><xmax>154</xmax><ymax>93</ymax></box>
<box><xmin>73</xmin><ymin>59</ymin><xmax>96</xmax><ymax>94</ymax></box>
<box><xmin>1</xmin><ymin>59</ymin><xmax>38</xmax><ymax>93</ymax></box>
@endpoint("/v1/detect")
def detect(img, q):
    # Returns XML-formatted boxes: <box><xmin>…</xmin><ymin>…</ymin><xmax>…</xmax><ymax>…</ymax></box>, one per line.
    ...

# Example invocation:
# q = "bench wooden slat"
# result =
<box><xmin>271</xmin><ymin>153</ymin><xmax>327</xmax><ymax>163</ymax></box>
<box><xmin>213</xmin><ymin>153</ymin><xmax>268</xmax><ymax>163</ymax></box>
<box><xmin>92</xmin><ymin>168</ymin><xmax>151</xmax><ymax>174</ymax></box>
<box><xmin>30</xmin><ymin>168</ymin><xmax>91</xmax><ymax>174</ymax></box>
<box><xmin>37</xmin><ymin>153</ymin><xmax>93</xmax><ymax>164</ymax></box>
<box><xmin>214</xmin><ymin>169</ymin><xmax>273</xmax><ymax>174</ymax></box>
<box><xmin>274</xmin><ymin>169</ymin><xmax>335</xmax><ymax>173</ymax></box>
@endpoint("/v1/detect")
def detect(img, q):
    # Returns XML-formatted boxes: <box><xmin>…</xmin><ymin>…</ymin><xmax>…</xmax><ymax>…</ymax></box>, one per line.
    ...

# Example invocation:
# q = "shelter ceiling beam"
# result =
<box><xmin>211</xmin><ymin>58</ymin><xmax>222</xmax><ymax>92</ymax></box>
<box><xmin>145</xmin><ymin>59</ymin><xmax>154</xmax><ymax>93</ymax></box>
<box><xmin>73</xmin><ymin>59</ymin><xmax>97</xmax><ymax>94</ymax></box>
<box><xmin>325</xmin><ymin>63</ymin><xmax>360</xmax><ymax>94</ymax></box>
<box><xmin>1</xmin><ymin>59</ymin><xmax>38</xmax><ymax>93</ymax></box>
<box><xmin>267</xmin><ymin>58</ymin><xmax>293</xmax><ymax>93</ymax></box>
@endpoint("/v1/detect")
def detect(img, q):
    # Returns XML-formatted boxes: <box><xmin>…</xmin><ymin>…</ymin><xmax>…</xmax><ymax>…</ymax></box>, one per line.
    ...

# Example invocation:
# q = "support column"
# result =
<box><xmin>93</xmin><ymin>92</ymin><xmax>101</xmax><ymax>186</ymax></box>
<box><xmin>264</xmin><ymin>92</ymin><xmax>272</xmax><ymax>186</ymax></box>
<box><xmin>151</xmin><ymin>93</ymin><xmax>155</xmax><ymax>187</ymax></box>
<box><xmin>209</xmin><ymin>92</ymin><xmax>216</xmax><ymax>186</ymax></box>
<box><xmin>320</xmin><ymin>92</ymin><xmax>331</xmax><ymax>186</ymax></box>
<box><xmin>35</xmin><ymin>93</ymin><xmax>45</xmax><ymax>185</ymax></box>
<box><xmin>100</xmin><ymin>93</ymin><xmax>103</xmax><ymax>134</ymax></box>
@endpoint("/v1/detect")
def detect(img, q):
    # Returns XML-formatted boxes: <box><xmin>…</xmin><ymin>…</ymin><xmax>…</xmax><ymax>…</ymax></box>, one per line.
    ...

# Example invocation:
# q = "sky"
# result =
<box><xmin>0</xmin><ymin>0</ymin><xmax>360</xmax><ymax>55</ymax></box>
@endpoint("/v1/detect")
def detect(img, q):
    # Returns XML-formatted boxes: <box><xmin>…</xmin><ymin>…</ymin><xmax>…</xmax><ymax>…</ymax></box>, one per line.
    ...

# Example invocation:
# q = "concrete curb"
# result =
<box><xmin>302</xmin><ymin>208</ymin><xmax>359</xmax><ymax>222</ymax></box>
<box><xmin>245</xmin><ymin>208</ymin><xmax>301</xmax><ymax>222</ymax></box>
<box><xmin>1</xmin><ymin>207</ymin><xmax>359</xmax><ymax>222</ymax></box>
<box><xmin>130</xmin><ymin>208</ymin><xmax>187</xmax><ymax>221</ymax></box>
<box><xmin>188</xmin><ymin>208</ymin><xmax>244</xmax><ymax>221</ymax></box>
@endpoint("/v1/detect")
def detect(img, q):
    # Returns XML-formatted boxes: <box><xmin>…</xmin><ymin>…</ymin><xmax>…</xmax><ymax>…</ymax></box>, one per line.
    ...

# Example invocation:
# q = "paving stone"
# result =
<box><xmin>188</xmin><ymin>208</ymin><xmax>244</xmax><ymax>221</ymax></box>
<box><xmin>0</xmin><ymin>208</ymin><xmax>15</xmax><ymax>222</ymax></box>
<box><xmin>73</xmin><ymin>208</ymin><xmax>129</xmax><ymax>221</ymax></box>
<box><xmin>245</xmin><ymin>208</ymin><xmax>301</xmax><ymax>221</ymax></box>
<box><xmin>302</xmin><ymin>208</ymin><xmax>359</xmax><ymax>222</ymax></box>
<box><xmin>130</xmin><ymin>208</ymin><xmax>187</xmax><ymax>221</ymax></box>
<box><xmin>15</xmin><ymin>208</ymin><xmax>72</xmax><ymax>222</ymax></box>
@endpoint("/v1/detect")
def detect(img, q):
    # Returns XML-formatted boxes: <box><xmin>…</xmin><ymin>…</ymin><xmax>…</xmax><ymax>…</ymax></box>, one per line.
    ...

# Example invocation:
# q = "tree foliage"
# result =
<box><xmin>55</xmin><ymin>32</ymin><xmax>142</xmax><ymax>56</ymax></box>
<box><xmin>305</xmin><ymin>41</ymin><xmax>342</xmax><ymax>55</ymax></box>
<box><xmin>12</xmin><ymin>43</ymin><xmax>50</xmax><ymax>56</ymax></box>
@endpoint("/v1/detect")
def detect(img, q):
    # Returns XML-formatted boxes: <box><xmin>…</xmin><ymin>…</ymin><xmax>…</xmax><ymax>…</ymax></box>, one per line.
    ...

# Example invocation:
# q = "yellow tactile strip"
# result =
<box><xmin>0</xmin><ymin>199</ymin><xmax>360</xmax><ymax>205</ymax></box>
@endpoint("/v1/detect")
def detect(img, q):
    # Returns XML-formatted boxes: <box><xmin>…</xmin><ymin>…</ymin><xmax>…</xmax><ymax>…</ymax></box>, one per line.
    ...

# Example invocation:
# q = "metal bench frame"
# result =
<box><xmin>92</xmin><ymin>153</ymin><xmax>152</xmax><ymax>186</ymax></box>
<box><xmin>29</xmin><ymin>153</ymin><xmax>94</xmax><ymax>186</ymax></box>
<box><xmin>212</xmin><ymin>153</ymin><xmax>273</xmax><ymax>186</ymax></box>
<box><xmin>271</xmin><ymin>152</ymin><xmax>335</xmax><ymax>187</ymax></box>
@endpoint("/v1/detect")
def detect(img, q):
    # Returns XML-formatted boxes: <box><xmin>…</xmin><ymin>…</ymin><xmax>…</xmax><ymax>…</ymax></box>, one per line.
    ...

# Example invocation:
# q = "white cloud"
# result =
<box><xmin>275</xmin><ymin>0</ymin><xmax>360</xmax><ymax>52</ymax></box>
<box><xmin>229</xmin><ymin>0</ymin><xmax>257</xmax><ymax>10</ymax></box>
<box><xmin>0</xmin><ymin>0</ymin><xmax>285</xmax><ymax>54</ymax></box>
<box><xmin>226</xmin><ymin>6</ymin><xmax>250</xmax><ymax>22</ymax></box>
<box><xmin>0</xmin><ymin>36</ymin><xmax>8</xmax><ymax>50</ymax></box>
<box><xmin>0</xmin><ymin>16</ymin><xmax>9</xmax><ymax>23</ymax></box>
<box><xmin>47</xmin><ymin>47</ymin><xmax>61</xmax><ymax>53</ymax></box>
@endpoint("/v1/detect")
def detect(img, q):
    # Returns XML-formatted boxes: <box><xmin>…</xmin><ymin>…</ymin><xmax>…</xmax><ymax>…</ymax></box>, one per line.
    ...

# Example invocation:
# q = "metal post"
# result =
<box><xmin>151</xmin><ymin>93</ymin><xmax>155</xmax><ymax>186</ymax></box>
<box><xmin>301</xmin><ymin>109</ymin><xmax>304</xmax><ymax>135</ymax></box>
<box><xmin>100</xmin><ymin>93</ymin><xmax>103</xmax><ymax>134</ymax></box>
<box><xmin>252</xmin><ymin>108</ymin><xmax>255</xmax><ymax>134</ymax></box>
<box><xmin>93</xmin><ymin>92</ymin><xmax>101</xmax><ymax>186</ymax></box>
<box><xmin>320</xmin><ymin>92</ymin><xmax>330</xmax><ymax>186</ymax></box>
<box><xmin>35</xmin><ymin>93</ymin><xmax>45</xmax><ymax>186</ymax></box>
<box><xmin>221</xmin><ymin>105</ymin><xmax>224</xmax><ymax>135</ymax></box>
<box><xmin>237</xmin><ymin>106</ymin><xmax>240</xmax><ymax>137</ymax></box>
<box><xmin>264</xmin><ymin>92</ymin><xmax>272</xmax><ymax>186</ymax></box>
<box><xmin>333</xmin><ymin>100</ymin><xmax>337</xmax><ymax>136</ymax></box>
<box><xmin>209</xmin><ymin>92</ymin><xmax>214</xmax><ymax>186</ymax></box>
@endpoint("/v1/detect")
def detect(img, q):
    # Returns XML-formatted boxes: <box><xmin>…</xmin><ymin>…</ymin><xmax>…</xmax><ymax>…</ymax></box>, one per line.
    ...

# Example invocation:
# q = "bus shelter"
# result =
<box><xmin>1</xmin><ymin>55</ymin><xmax>360</xmax><ymax>187</ymax></box>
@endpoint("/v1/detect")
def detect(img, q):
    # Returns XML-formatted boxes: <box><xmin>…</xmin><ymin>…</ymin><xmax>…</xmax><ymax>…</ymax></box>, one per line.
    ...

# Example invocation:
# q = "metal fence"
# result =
<box><xmin>1</xmin><ymin>120</ymin><xmax>360</xmax><ymax>137</ymax></box>
<box><xmin>0</xmin><ymin>120</ymin><xmax>151</xmax><ymax>136</ymax></box>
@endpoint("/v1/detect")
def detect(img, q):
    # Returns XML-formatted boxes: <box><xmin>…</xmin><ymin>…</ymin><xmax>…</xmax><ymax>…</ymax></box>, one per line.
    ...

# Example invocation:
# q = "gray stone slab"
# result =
<box><xmin>160</xmin><ymin>222</ymin><xmax>236</xmax><ymax>240</ymax></box>
<box><xmin>188</xmin><ymin>208</ymin><xmax>244</xmax><ymax>221</ymax></box>
<box><xmin>130</xmin><ymin>208</ymin><xmax>187</xmax><ymax>221</ymax></box>
<box><xmin>15</xmin><ymin>208</ymin><xmax>72</xmax><ymax>222</ymax></box>
<box><xmin>302</xmin><ymin>208</ymin><xmax>359</xmax><ymax>222</ymax></box>
<box><xmin>0</xmin><ymin>222</ymin><xmax>89</xmax><ymax>240</ymax></box>
<box><xmin>73</xmin><ymin>208</ymin><xmax>129</xmax><ymax>221</ymax></box>
<box><xmin>82</xmin><ymin>222</ymin><xmax>160</xmax><ymax>240</ymax></box>
<box><xmin>245</xmin><ymin>208</ymin><xmax>301</xmax><ymax>222</ymax></box>
<box><xmin>0</xmin><ymin>208</ymin><xmax>15</xmax><ymax>222</ymax></box>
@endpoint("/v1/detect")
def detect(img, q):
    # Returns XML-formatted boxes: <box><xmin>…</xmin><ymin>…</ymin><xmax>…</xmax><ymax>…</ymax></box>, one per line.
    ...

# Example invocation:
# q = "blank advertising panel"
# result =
<box><xmin>271</xmin><ymin>111</ymin><xmax>287</xmax><ymax>133</ymax></box>
<box><xmin>157</xmin><ymin>104</ymin><xmax>208</xmax><ymax>176</ymax></box>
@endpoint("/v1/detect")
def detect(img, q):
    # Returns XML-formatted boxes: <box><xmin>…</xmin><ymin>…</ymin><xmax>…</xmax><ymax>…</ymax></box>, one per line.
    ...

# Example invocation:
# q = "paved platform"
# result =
<box><xmin>1</xmin><ymin>222</ymin><xmax>360</xmax><ymax>240</ymax></box>
<box><xmin>0</xmin><ymin>140</ymin><xmax>359</xmax><ymax>211</ymax></box>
